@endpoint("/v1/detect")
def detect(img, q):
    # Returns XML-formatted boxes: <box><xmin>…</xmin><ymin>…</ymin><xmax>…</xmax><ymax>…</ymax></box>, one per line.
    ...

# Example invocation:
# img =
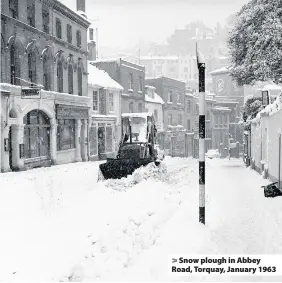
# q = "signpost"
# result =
<box><xmin>196</xmin><ymin>43</ymin><xmax>206</xmax><ymax>225</ymax></box>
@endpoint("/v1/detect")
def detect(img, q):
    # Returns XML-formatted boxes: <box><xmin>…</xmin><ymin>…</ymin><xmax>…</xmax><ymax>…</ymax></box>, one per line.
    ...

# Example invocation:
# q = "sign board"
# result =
<box><xmin>21</xmin><ymin>87</ymin><xmax>41</xmax><ymax>99</ymax></box>
<box><xmin>56</xmin><ymin>105</ymin><xmax>89</xmax><ymax>120</ymax></box>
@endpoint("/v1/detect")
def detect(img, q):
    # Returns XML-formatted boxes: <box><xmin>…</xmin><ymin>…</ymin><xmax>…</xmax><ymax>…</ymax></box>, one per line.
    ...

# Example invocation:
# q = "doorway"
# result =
<box><xmin>98</xmin><ymin>127</ymin><xmax>105</xmax><ymax>160</ymax></box>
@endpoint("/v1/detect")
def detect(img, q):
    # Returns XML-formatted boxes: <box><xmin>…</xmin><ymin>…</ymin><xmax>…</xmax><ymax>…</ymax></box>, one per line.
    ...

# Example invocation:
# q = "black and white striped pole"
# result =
<box><xmin>196</xmin><ymin>43</ymin><xmax>206</xmax><ymax>225</ymax></box>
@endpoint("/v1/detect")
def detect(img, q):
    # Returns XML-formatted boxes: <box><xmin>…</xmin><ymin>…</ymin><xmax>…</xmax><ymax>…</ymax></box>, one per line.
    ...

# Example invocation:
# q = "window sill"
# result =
<box><xmin>128</xmin><ymin>89</ymin><xmax>134</xmax><ymax>93</ymax></box>
<box><xmin>24</xmin><ymin>156</ymin><xmax>49</xmax><ymax>163</ymax></box>
<box><xmin>138</xmin><ymin>90</ymin><xmax>143</xmax><ymax>94</ymax></box>
<box><xmin>167</xmin><ymin>102</ymin><xmax>173</xmax><ymax>104</ymax></box>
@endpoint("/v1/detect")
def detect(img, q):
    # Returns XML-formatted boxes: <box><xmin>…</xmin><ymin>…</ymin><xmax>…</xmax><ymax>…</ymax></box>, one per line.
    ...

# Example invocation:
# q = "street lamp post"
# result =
<box><xmin>196</xmin><ymin>43</ymin><xmax>206</xmax><ymax>225</ymax></box>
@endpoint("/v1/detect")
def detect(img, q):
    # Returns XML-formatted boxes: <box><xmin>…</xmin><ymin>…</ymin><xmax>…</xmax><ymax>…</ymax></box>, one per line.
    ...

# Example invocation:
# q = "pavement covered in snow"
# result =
<box><xmin>0</xmin><ymin>157</ymin><xmax>282</xmax><ymax>282</ymax></box>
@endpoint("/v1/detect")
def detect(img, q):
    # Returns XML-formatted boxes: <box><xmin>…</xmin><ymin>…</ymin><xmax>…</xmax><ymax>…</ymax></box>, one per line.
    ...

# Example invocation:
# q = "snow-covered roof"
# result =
<box><xmin>145</xmin><ymin>93</ymin><xmax>164</xmax><ymax>105</ymax></box>
<box><xmin>213</xmin><ymin>106</ymin><xmax>231</xmax><ymax>112</ymax></box>
<box><xmin>259</xmin><ymin>84</ymin><xmax>282</xmax><ymax>91</ymax></box>
<box><xmin>91</xmin><ymin>58</ymin><xmax>120</xmax><ymax>64</ymax></box>
<box><xmin>88</xmin><ymin>63</ymin><xmax>123</xmax><ymax>90</ymax></box>
<box><xmin>210</xmin><ymin>66</ymin><xmax>231</xmax><ymax>75</ymax></box>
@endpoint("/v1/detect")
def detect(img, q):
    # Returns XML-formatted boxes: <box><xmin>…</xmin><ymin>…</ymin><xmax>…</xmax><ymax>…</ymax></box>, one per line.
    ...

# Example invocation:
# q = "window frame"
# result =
<box><xmin>68</xmin><ymin>64</ymin><xmax>74</xmax><ymax>94</ymax></box>
<box><xmin>57</xmin><ymin>119</ymin><xmax>76</xmax><ymax>151</ymax></box>
<box><xmin>67</xmin><ymin>24</ymin><xmax>72</xmax><ymax>44</ymax></box>
<box><xmin>9</xmin><ymin>0</ymin><xmax>18</xmax><ymax>19</ymax></box>
<box><xmin>57</xmin><ymin>61</ymin><xmax>63</xmax><ymax>93</ymax></box>
<box><xmin>93</xmin><ymin>91</ymin><xmax>99</xmax><ymax>111</ymax></box>
<box><xmin>27</xmin><ymin>0</ymin><xmax>35</xmax><ymax>27</ymax></box>
<box><xmin>76</xmin><ymin>30</ymin><xmax>81</xmax><ymax>47</ymax></box>
<box><xmin>56</xmin><ymin>18</ymin><xmax>62</xmax><ymax>39</ymax></box>
<box><xmin>108</xmin><ymin>92</ymin><xmax>114</xmax><ymax>112</ymax></box>
<box><xmin>42</xmin><ymin>4</ymin><xmax>49</xmax><ymax>33</ymax></box>
<box><xmin>168</xmin><ymin>91</ymin><xmax>172</xmax><ymax>103</ymax></box>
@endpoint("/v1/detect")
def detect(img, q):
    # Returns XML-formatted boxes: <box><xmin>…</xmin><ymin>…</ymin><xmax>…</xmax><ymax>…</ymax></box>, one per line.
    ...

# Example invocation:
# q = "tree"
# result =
<box><xmin>228</xmin><ymin>0</ymin><xmax>282</xmax><ymax>86</ymax></box>
<box><xmin>243</xmin><ymin>97</ymin><xmax>263</xmax><ymax>121</ymax></box>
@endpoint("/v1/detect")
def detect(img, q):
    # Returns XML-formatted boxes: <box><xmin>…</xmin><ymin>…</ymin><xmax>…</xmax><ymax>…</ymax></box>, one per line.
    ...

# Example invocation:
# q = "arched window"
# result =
<box><xmin>129</xmin><ymin>102</ymin><xmax>134</xmax><ymax>113</ymax></box>
<box><xmin>57</xmin><ymin>61</ymin><xmax>63</xmax><ymax>93</ymax></box>
<box><xmin>28</xmin><ymin>50</ymin><xmax>36</xmax><ymax>84</ymax></box>
<box><xmin>23</xmin><ymin>110</ymin><xmax>50</xmax><ymax>159</ymax></box>
<box><xmin>10</xmin><ymin>44</ymin><xmax>20</xmax><ymax>85</ymax></box>
<box><xmin>77</xmin><ymin>65</ymin><xmax>82</xmax><ymax>96</ymax></box>
<box><xmin>68</xmin><ymin>64</ymin><xmax>73</xmax><ymax>94</ymax></box>
<box><xmin>43</xmin><ymin>54</ymin><xmax>51</xmax><ymax>91</ymax></box>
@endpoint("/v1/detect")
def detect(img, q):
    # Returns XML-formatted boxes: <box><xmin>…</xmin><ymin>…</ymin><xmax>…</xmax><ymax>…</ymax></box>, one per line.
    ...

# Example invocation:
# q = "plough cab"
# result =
<box><xmin>98</xmin><ymin>113</ymin><xmax>163</xmax><ymax>180</ymax></box>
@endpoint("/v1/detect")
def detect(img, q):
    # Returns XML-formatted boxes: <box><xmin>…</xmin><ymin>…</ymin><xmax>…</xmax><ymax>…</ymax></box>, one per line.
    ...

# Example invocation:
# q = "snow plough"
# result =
<box><xmin>98</xmin><ymin>113</ymin><xmax>164</xmax><ymax>180</ymax></box>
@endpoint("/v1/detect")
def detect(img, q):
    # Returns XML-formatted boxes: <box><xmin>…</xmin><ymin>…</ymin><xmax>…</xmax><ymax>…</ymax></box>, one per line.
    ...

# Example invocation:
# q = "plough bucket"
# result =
<box><xmin>99</xmin><ymin>158</ymin><xmax>152</xmax><ymax>180</ymax></box>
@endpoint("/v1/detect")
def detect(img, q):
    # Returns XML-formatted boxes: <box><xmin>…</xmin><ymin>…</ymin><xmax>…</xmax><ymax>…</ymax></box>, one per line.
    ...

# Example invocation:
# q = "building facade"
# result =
<box><xmin>145</xmin><ymin>76</ymin><xmax>187</xmax><ymax>156</ymax></box>
<box><xmin>87</xmin><ymin>63</ymin><xmax>123</xmax><ymax>161</ymax></box>
<box><xmin>144</xmin><ymin>85</ymin><xmax>164</xmax><ymax>146</ymax></box>
<box><xmin>91</xmin><ymin>58</ymin><xmax>145</xmax><ymax>114</ymax></box>
<box><xmin>1</xmin><ymin>0</ymin><xmax>90</xmax><ymax>172</ymax></box>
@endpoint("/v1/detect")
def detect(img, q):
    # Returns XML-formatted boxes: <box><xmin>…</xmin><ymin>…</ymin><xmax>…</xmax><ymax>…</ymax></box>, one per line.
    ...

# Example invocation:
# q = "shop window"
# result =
<box><xmin>77</xmin><ymin>65</ymin><xmax>82</xmax><ymax>96</ymax></box>
<box><xmin>43</xmin><ymin>54</ymin><xmax>51</xmax><ymax>91</ymax></box>
<box><xmin>42</xmin><ymin>4</ymin><xmax>49</xmax><ymax>33</ymax></box>
<box><xmin>10</xmin><ymin>44</ymin><xmax>20</xmax><ymax>85</ymax></box>
<box><xmin>68</xmin><ymin>64</ymin><xmax>73</xmax><ymax>94</ymax></box>
<box><xmin>57</xmin><ymin>119</ymin><xmax>76</xmax><ymax>151</ymax></box>
<box><xmin>23</xmin><ymin>110</ymin><xmax>50</xmax><ymax>159</ymax></box>
<box><xmin>56</xmin><ymin>18</ymin><xmax>62</xmax><ymax>39</ymax></box>
<box><xmin>93</xmin><ymin>91</ymin><xmax>98</xmax><ymax>111</ymax></box>
<box><xmin>109</xmin><ymin>92</ymin><xmax>114</xmax><ymax>112</ymax></box>
<box><xmin>89</xmin><ymin>126</ymin><xmax>97</xmax><ymax>156</ymax></box>
<box><xmin>106</xmin><ymin>127</ymin><xmax>113</xmax><ymax>152</ymax></box>
<box><xmin>57</xmin><ymin>61</ymin><xmax>63</xmax><ymax>93</ymax></box>
<box><xmin>76</xmin><ymin>30</ymin><xmax>81</xmax><ymax>47</ymax></box>
<box><xmin>28</xmin><ymin>50</ymin><xmax>36</xmax><ymax>84</ymax></box>
<box><xmin>9</xmin><ymin>0</ymin><xmax>18</xmax><ymax>19</ymax></box>
<box><xmin>67</xmin><ymin>24</ymin><xmax>72</xmax><ymax>44</ymax></box>
<box><xmin>27</xmin><ymin>0</ymin><xmax>35</xmax><ymax>27</ymax></box>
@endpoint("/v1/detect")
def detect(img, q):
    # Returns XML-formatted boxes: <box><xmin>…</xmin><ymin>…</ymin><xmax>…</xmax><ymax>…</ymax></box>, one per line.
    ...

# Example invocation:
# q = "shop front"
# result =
<box><xmin>89</xmin><ymin>116</ymin><xmax>117</xmax><ymax>161</ymax></box>
<box><xmin>55</xmin><ymin>104</ymin><xmax>89</xmax><ymax>165</ymax></box>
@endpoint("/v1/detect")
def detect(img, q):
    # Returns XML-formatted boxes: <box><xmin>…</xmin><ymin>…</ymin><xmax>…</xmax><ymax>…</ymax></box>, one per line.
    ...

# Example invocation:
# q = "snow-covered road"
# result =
<box><xmin>0</xmin><ymin>157</ymin><xmax>281</xmax><ymax>282</ymax></box>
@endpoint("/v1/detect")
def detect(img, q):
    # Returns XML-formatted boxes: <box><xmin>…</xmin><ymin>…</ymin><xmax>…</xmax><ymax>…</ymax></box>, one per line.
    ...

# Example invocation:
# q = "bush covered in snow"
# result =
<box><xmin>228</xmin><ymin>0</ymin><xmax>282</xmax><ymax>86</ymax></box>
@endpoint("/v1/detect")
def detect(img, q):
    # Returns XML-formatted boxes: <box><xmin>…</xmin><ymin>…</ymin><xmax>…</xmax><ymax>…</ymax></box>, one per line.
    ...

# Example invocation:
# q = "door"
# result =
<box><xmin>9</xmin><ymin>126</ymin><xmax>13</xmax><ymax>170</ymax></box>
<box><xmin>98</xmin><ymin>127</ymin><xmax>105</xmax><ymax>159</ymax></box>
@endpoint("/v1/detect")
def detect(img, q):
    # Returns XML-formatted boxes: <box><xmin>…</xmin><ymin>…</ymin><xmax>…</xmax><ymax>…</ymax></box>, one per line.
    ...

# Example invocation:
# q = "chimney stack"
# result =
<box><xmin>76</xmin><ymin>0</ymin><xmax>85</xmax><ymax>12</ymax></box>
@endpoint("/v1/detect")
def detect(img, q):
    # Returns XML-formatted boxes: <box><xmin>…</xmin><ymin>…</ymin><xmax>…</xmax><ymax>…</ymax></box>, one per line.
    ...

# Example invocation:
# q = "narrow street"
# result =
<box><xmin>0</xmin><ymin>157</ymin><xmax>281</xmax><ymax>281</ymax></box>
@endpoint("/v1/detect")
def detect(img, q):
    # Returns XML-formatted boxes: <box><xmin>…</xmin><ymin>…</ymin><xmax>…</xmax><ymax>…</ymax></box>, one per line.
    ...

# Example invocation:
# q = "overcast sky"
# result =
<box><xmin>60</xmin><ymin>0</ymin><xmax>249</xmax><ymax>49</ymax></box>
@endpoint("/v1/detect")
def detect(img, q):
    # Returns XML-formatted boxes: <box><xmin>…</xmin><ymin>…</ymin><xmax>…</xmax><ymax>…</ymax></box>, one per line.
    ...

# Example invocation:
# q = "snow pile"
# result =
<box><xmin>252</xmin><ymin>92</ymin><xmax>282</xmax><ymax>123</ymax></box>
<box><xmin>88</xmin><ymin>63</ymin><xmax>123</xmax><ymax>90</ymax></box>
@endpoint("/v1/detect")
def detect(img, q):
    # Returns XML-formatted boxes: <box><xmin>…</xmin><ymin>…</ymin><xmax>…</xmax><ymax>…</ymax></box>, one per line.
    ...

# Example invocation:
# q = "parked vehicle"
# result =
<box><xmin>205</xmin><ymin>149</ymin><xmax>220</xmax><ymax>159</ymax></box>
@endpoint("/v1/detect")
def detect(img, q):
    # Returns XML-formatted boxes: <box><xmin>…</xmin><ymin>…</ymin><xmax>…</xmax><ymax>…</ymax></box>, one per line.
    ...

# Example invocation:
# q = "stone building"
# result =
<box><xmin>0</xmin><ymin>0</ymin><xmax>91</xmax><ymax>172</ymax></box>
<box><xmin>146</xmin><ymin>76</ymin><xmax>186</xmax><ymax>156</ymax></box>
<box><xmin>87</xmin><ymin>63</ymin><xmax>123</xmax><ymax>160</ymax></box>
<box><xmin>91</xmin><ymin>58</ymin><xmax>145</xmax><ymax>114</ymax></box>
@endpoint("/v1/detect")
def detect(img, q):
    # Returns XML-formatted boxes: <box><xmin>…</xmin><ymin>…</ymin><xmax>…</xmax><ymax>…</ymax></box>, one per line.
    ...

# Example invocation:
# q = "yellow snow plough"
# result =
<box><xmin>98</xmin><ymin>113</ymin><xmax>163</xmax><ymax>180</ymax></box>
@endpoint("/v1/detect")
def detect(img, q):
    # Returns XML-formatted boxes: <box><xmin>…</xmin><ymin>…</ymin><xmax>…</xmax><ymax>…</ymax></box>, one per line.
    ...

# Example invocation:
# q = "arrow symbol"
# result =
<box><xmin>172</xmin><ymin>258</ymin><xmax>177</xmax><ymax>263</ymax></box>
